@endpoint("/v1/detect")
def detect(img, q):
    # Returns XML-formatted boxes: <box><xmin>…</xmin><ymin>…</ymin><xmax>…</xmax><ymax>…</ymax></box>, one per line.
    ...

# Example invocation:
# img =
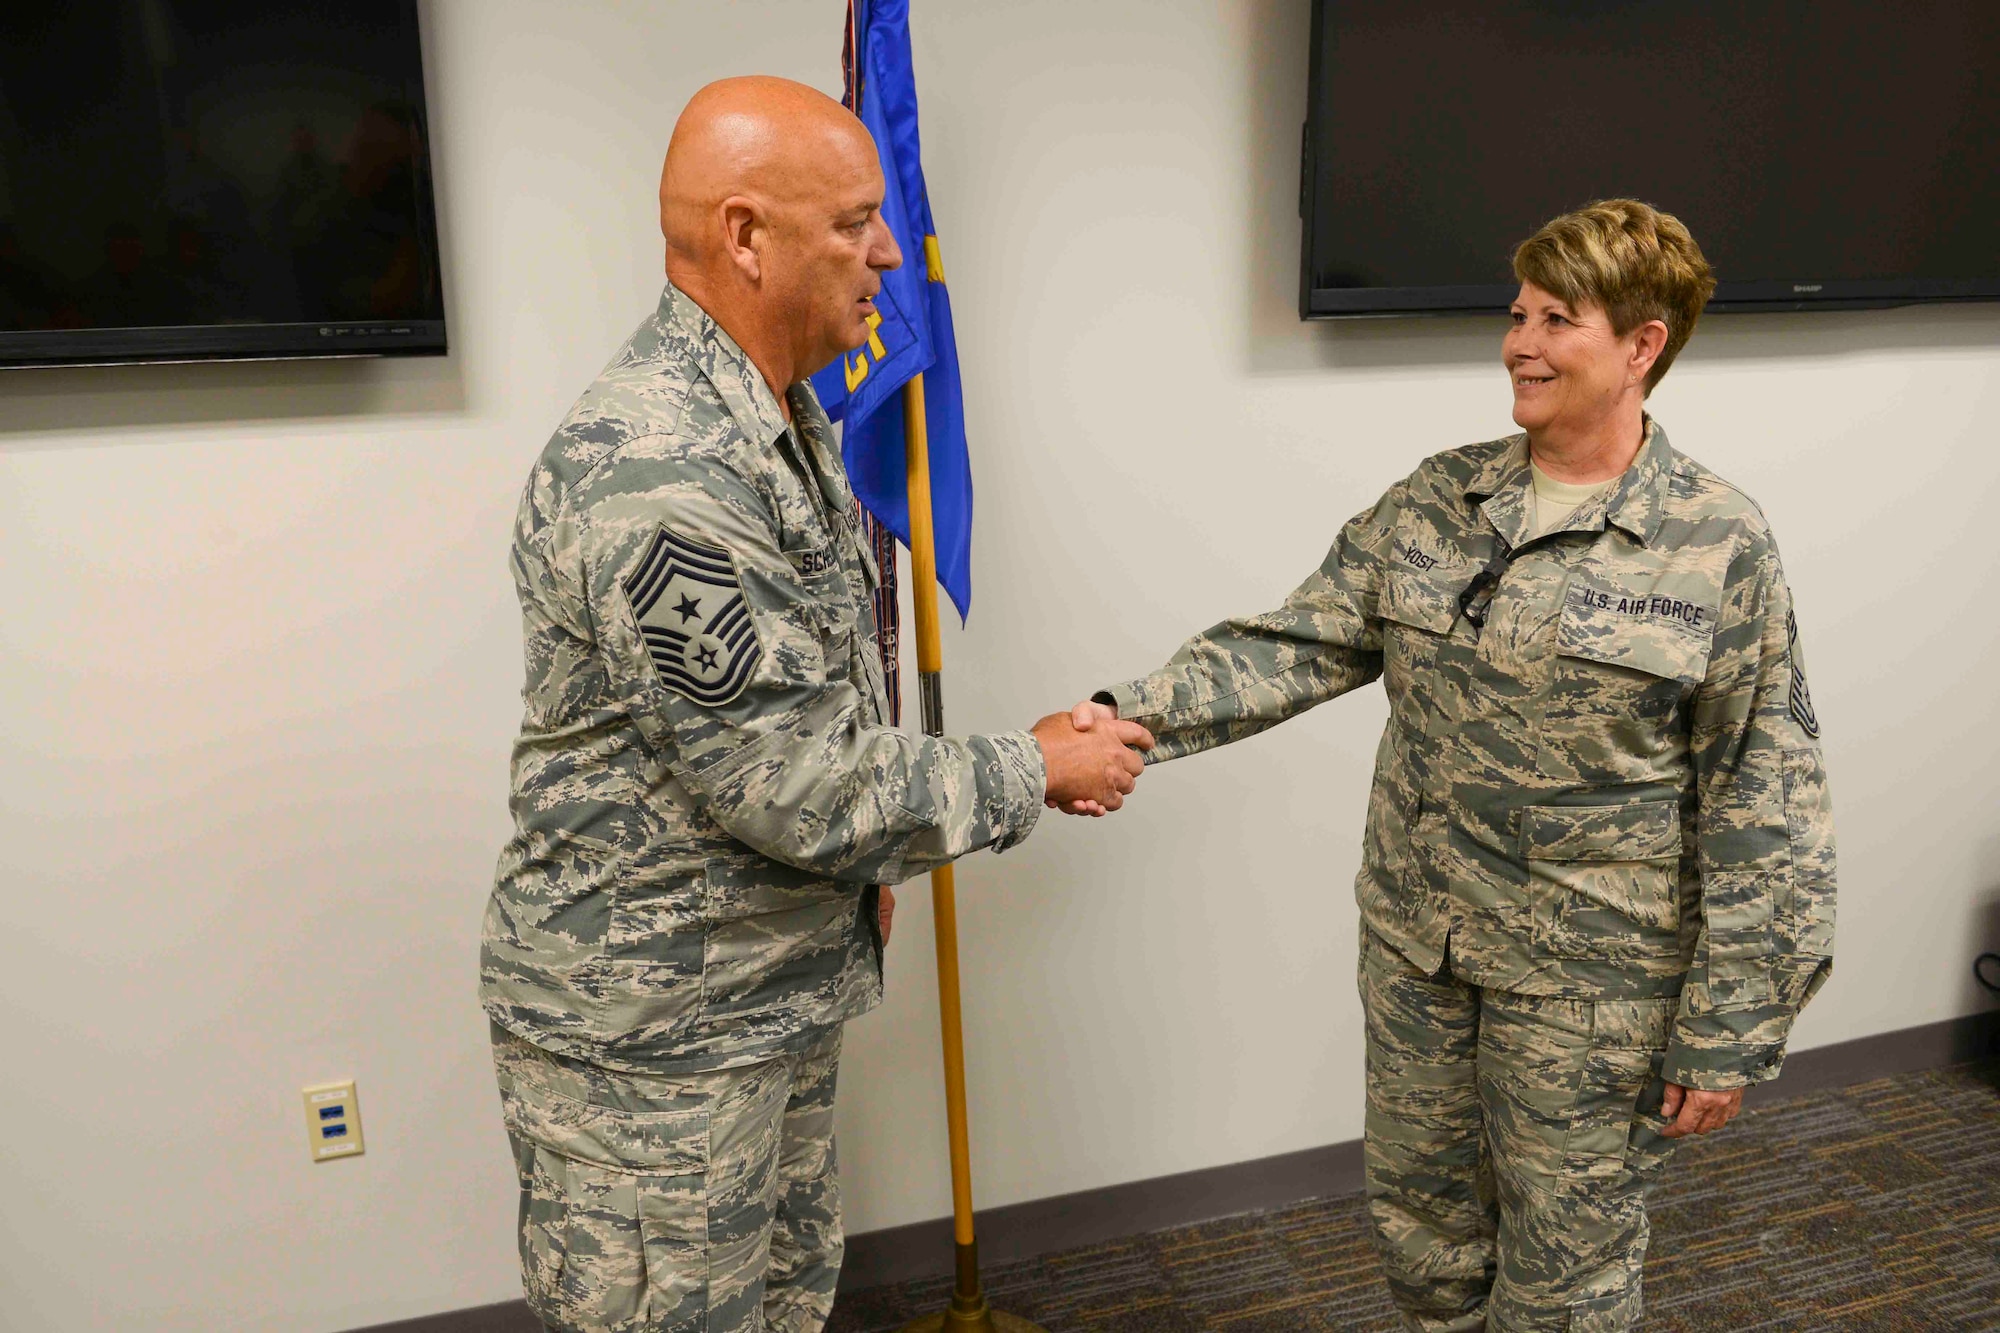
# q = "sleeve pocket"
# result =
<box><xmin>1780</xmin><ymin>747</ymin><xmax>1836</xmax><ymax>959</ymax></box>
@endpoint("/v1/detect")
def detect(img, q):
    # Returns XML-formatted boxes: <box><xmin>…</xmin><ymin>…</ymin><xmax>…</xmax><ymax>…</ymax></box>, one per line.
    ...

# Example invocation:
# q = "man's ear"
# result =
<box><xmin>1629</xmin><ymin>319</ymin><xmax>1669</xmax><ymax>387</ymax></box>
<box><xmin>719</xmin><ymin>195</ymin><xmax>765</xmax><ymax>282</ymax></box>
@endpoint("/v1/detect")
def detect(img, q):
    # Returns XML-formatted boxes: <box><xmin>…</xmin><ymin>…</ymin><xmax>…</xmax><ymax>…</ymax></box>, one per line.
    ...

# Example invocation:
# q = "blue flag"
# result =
<box><xmin>810</xmin><ymin>0</ymin><xmax>974</xmax><ymax>621</ymax></box>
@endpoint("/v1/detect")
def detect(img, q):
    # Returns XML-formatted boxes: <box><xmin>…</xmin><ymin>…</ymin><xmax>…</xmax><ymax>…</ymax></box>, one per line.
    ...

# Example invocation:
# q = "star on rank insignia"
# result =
<box><xmin>622</xmin><ymin>526</ymin><xmax>759</xmax><ymax>705</ymax></box>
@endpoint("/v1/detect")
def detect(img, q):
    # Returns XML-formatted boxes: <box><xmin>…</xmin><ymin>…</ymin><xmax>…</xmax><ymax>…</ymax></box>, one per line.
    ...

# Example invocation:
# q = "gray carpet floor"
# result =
<box><xmin>828</xmin><ymin>1060</ymin><xmax>2000</xmax><ymax>1332</ymax></box>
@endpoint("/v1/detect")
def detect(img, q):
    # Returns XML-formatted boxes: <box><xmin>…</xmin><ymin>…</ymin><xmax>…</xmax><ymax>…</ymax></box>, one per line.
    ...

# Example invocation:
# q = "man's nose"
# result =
<box><xmin>872</xmin><ymin>217</ymin><xmax>903</xmax><ymax>272</ymax></box>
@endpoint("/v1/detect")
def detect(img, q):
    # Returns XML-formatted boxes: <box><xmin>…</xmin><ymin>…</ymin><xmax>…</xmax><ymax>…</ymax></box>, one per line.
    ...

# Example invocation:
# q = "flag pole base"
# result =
<box><xmin>895</xmin><ymin>1240</ymin><xmax>1048</xmax><ymax>1333</ymax></box>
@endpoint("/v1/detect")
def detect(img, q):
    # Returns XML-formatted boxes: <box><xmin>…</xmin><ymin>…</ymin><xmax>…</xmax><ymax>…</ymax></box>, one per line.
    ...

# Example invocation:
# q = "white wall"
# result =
<box><xmin>3</xmin><ymin>3</ymin><xmax>1996</xmax><ymax>1330</ymax></box>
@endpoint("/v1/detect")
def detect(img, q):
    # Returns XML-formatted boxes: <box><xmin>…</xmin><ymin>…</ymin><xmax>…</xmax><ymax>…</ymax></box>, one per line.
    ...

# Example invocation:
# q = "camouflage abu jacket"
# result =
<box><xmin>481</xmin><ymin>285</ymin><xmax>1046</xmax><ymax>1072</ymax></box>
<box><xmin>1104</xmin><ymin>420</ymin><xmax>1834</xmax><ymax>1090</ymax></box>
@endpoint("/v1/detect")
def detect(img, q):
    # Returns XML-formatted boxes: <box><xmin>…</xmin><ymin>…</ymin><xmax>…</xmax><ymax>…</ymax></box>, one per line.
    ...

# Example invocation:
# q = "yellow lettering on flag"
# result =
<box><xmin>844</xmin><ymin>310</ymin><xmax>890</xmax><ymax>392</ymax></box>
<box><xmin>923</xmin><ymin>235</ymin><xmax>944</xmax><ymax>283</ymax></box>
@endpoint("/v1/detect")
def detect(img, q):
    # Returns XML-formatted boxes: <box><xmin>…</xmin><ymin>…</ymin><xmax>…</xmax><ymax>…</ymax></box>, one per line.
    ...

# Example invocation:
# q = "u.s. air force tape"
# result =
<box><xmin>622</xmin><ymin>525</ymin><xmax>760</xmax><ymax>706</ymax></box>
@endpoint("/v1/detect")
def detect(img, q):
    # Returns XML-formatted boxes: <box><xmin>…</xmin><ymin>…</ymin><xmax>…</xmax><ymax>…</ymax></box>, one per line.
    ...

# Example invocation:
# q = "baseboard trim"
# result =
<box><xmin>347</xmin><ymin>1300</ymin><xmax>542</xmax><ymax>1333</ymax></box>
<box><xmin>344</xmin><ymin>1008</ymin><xmax>1997</xmax><ymax>1329</ymax></box>
<box><xmin>838</xmin><ymin>1135</ymin><xmax>1365</xmax><ymax>1293</ymax></box>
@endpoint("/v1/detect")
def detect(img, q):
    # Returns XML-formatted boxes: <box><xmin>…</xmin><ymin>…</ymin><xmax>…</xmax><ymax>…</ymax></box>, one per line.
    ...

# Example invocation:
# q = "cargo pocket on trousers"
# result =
<box><xmin>1558</xmin><ymin>996</ymin><xmax>1678</xmax><ymax>1193</ymax></box>
<box><xmin>1562</xmin><ymin>1282</ymin><xmax>1645</xmax><ymax>1332</ymax></box>
<box><xmin>501</xmin><ymin>1074</ymin><xmax>711</xmax><ymax>1332</ymax></box>
<box><xmin>1522</xmin><ymin>802</ymin><xmax>1683</xmax><ymax>961</ymax></box>
<box><xmin>511</xmin><ymin>1133</ymin><xmax>578</xmax><ymax>1325</ymax></box>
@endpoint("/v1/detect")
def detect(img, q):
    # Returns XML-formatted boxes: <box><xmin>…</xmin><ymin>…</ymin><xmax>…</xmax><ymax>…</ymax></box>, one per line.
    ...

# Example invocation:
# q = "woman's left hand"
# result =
<box><xmin>1659</xmin><ymin>1083</ymin><xmax>1744</xmax><ymax>1137</ymax></box>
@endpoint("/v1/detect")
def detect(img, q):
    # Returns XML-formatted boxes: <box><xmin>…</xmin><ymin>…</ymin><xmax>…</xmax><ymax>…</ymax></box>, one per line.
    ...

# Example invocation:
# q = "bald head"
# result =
<box><xmin>662</xmin><ymin>77</ymin><xmax>867</xmax><ymax>265</ymax></box>
<box><xmin>658</xmin><ymin>76</ymin><xmax>901</xmax><ymax>398</ymax></box>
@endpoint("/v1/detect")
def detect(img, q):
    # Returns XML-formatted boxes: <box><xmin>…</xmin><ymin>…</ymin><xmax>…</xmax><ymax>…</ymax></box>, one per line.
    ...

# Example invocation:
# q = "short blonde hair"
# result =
<box><xmin>1512</xmin><ymin>199</ymin><xmax>1717</xmax><ymax>394</ymax></box>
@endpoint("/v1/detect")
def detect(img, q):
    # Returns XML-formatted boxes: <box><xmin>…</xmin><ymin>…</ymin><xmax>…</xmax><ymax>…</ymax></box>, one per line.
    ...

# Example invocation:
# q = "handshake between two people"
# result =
<box><xmin>884</xmin><ymin>700</ymin><xmax>1144</xmax><ymax>947</ymax></box>
<box><xmin>1031</xmin><ymin>697</ymin><xmax>1145</xmax><ymax>818</ymax></box>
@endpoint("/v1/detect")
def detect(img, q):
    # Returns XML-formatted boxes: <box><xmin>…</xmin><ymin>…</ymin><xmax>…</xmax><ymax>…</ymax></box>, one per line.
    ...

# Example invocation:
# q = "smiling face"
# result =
<box><xmin>1502</xmin><ymin>282</ymin><xmax>1655</xmax><ymax>443</ymax></box>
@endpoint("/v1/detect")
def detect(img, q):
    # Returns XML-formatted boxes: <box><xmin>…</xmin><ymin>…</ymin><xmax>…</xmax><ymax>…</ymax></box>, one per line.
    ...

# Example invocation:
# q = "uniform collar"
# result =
<box><xmin>656</xmin><ymin>283</ymin><xmax>856</xmax><ymax>520</ymax></box>
<box><xmin>1465</xmin><ymin>415</ymin><xmax>1675</xmax><ymax>550</ymax></box>
<box><xmin>658</xmin><ymin>282</ymin><xmax>791</xmax><ymax>450</ymax></box>
<box><xmin>788</xmin><ymin>378</ymin><xmax>856</xmax><ymax>519</ymax></box>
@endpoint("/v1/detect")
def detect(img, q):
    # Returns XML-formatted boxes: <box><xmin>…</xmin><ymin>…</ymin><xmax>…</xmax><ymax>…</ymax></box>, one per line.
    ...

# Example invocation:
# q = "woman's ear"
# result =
<box><xmin>1629</xmin><ymin>319</ymin><xmax>1669</xmax><ymax>388</ymax></box>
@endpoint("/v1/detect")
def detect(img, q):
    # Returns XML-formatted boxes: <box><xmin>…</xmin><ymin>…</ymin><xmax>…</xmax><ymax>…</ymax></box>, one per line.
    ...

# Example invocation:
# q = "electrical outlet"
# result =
<box><xmin>303</xmin><ymin>1080</ymin><xmax>365</xmax><ymax>1162</ymax></box>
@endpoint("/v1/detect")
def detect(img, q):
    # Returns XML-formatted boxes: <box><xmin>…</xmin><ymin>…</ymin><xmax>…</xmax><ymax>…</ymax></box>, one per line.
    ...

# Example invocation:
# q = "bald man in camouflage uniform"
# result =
<box><xmin>481</xmin><ymin>78</ymin><xmax>1151</xmax><ymax>1333</ymax></box>
<box><xmin>1077</xmin><ymin>200</ymin><xmax>1835</xmax><ymax>1330</ymax></box>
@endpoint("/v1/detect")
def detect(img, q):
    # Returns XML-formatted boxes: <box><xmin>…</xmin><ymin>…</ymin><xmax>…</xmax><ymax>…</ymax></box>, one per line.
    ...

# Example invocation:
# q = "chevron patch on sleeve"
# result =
<box><xmin>622</xmin><ymin>525</ymin><xmax>760</xmax><ymax>706</ymax></box>
<box><xmin>1786</xmin><ymin>610</ymin><xmax>1819</xmax><ymax>739</ymax></box>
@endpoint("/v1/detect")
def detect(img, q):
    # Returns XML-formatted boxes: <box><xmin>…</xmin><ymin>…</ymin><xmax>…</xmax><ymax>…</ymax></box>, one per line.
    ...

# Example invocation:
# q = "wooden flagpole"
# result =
<box><xmin>898</xmin><ymin>375</ymin><xmax>1043</xmax><ymax>1333</ymax></box>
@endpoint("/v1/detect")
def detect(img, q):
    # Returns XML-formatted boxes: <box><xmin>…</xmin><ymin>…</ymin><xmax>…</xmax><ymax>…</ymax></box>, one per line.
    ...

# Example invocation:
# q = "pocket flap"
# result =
<box><xmin>1381</xmin><ymin>565</ymin><xmax>1461</xmax><ymax>633</ymax></box>
<box><xmin>1519</xmin><ymin>800</ymin><xmax>1680</xmax><ymax>861</ymax></box>
<box><xmin>1380</xmin><ymin>514</ymin><xmax>1470</xmax><ymax>634</ymax></box>
<box><xmin>1557</xmin><ymin>578</ymin><xmax>1715</xmax><ymax>685</ymax></box>
<box><xmin>498</xmin><ymin>1063</ymin><xmax>708</xmax><ymax>1176</ymax></box>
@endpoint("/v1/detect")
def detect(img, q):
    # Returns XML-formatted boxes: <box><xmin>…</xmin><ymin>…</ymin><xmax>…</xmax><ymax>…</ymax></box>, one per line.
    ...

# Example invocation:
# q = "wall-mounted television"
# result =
<box><xmin>1300</xmin><ymin>0</ymin><xmax>2000</xmax><ymax>318</ymax></box>
<box><xmin>0</xmin><ymin>1</ymin><xmax>445</xmax><ymax>368</ymax></box>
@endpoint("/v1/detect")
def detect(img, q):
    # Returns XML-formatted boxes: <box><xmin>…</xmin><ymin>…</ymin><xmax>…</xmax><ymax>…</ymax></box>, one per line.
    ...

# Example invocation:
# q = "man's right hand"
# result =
<box><xmin>1031</xmin><ymin>709</ymin><xmax>1153</xmax><ymax>816</ymax></box>
<box><xmin>1050</xmin><ymin>698</ymin><xmax>1136</xmax><ymax>816</ymax></box>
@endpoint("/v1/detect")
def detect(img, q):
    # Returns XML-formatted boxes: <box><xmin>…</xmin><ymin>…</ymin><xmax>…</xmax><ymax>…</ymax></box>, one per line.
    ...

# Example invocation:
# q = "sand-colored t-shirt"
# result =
<box><xmin>1527</xmin><ymin>460</ymin><xmax>1612</xmax><ymax>539</ymax></box>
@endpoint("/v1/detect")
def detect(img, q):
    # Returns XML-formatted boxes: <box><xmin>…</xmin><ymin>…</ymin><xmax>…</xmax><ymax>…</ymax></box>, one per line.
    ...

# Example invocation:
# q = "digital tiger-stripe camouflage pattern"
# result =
<box><xmin>1104</xmin><ymin>417</ymin><xmax>1834</xmax><ymax>1092</ymax></box>
<box><xmin>1107</xmin><ymin>419</ymin><xmax>1832</xmax><ymax>1330</ymax></box>
<box><xmin>496</xmin><ymin>1022</ymin><xmax>845</xmax><ymax>1333</ymax></box>
<box><xmin>1360</xmin><ymin>927</ymin><xmax>1683</xmax><ymax>1331</ymax></box>
<box><xmin>480</xmin><ymin>282</ymin><xmax>1046</xmax><ymax>1075</ymax></box>
<box><xmin>483</xmin><ymin>283</ymin><xmax>1050</xmax><ymax>1330</ymax></box>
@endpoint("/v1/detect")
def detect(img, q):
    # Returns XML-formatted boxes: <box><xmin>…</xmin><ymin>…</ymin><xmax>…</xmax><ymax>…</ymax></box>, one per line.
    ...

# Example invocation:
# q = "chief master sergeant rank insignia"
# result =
<box><xmin>622</xmin><ymin>524</ymin><xmax>759</xmax><ymax>705</ymax></box>
<box><xmin>1787</xmin><ymin>609</ymin><xmax>1820</xmax><ymax>738</ymax></box>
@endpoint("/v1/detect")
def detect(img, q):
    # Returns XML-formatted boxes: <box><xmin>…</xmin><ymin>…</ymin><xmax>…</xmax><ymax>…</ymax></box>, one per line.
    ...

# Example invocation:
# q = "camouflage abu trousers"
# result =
<box><xmin>1360</xmin><ymin>930</ymin><xmax>1680</xmax><ymax>1332</ymax></box>
<box><xmin>493</xmin><ymin>1022</ymin><xmax>845</xmax><ymax>1333</ymax></box>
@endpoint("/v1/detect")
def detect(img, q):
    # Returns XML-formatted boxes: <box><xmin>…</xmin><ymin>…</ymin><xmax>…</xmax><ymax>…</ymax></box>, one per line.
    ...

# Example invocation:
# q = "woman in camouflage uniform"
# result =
<box><xmin>1074</xmin><ymin>200</ymin><xmax>1834</xmax><ymax>1331</ymax></box>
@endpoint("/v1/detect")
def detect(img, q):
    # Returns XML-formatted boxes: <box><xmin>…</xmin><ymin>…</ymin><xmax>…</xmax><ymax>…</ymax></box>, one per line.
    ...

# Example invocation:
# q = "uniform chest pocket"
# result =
<box><xmin>1538</xmin><ymin>578</ymin><xmax>1713</xmax><ymax>786</ymax></box>
<box><xmin>1554</xmin><ymin>579</ymin><xmax>1714</xmax><ymax>685</ymax></box>
<box><xmin>1380</xmin><ymin>527</ymin><xmax>1470</xmax><ymax>695</ymax></box>
<box><xmin>1522</xmin><ymin>800</ymin><xmax>1685</xmax><ymax>961</ymax></box>
<box><xmin>784</xmin><ymin>544</ymin><xmax>857</xmax><ymax>639</ymax></box>
<box><xmin>1381</xmin><ymin>565</ymin><xmax>1460</xmax><ymax>635</ymax></box>
<box><xmin>1382</xmin><ymin>518</ymin><xmax>1469</xmax><ymax>632</ymax></box>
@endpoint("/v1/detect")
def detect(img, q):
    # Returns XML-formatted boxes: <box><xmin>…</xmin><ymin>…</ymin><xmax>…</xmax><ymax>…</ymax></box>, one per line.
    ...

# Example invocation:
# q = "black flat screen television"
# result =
<box><xmin>1300</xmin><ymin>0</ymin><xmax>2000</xmax><ymax>318</ymax></box>
<box><xmin>0</xmin><ymin>1</ymin><xmax>445</xmax><ymax>367</ymax></box>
